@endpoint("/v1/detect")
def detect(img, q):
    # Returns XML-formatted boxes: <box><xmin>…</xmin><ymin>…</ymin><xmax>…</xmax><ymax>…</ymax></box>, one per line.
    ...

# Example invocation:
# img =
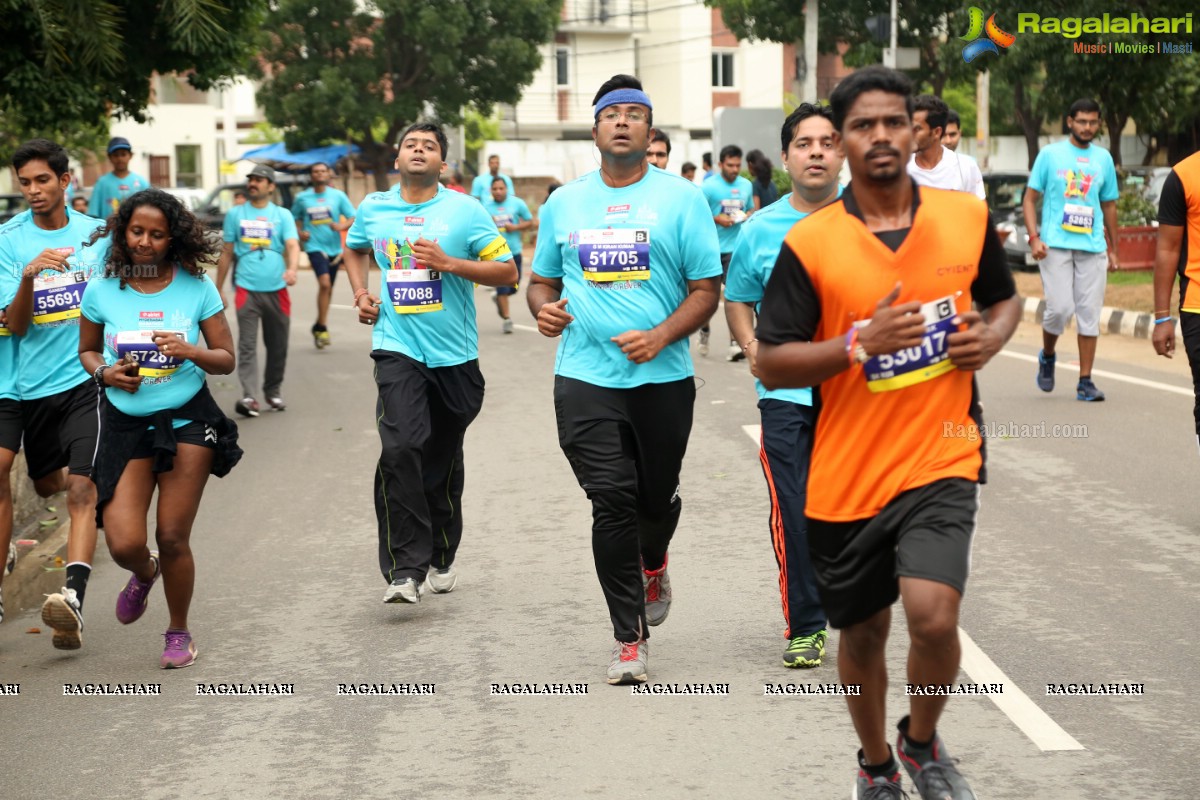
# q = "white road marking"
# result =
<box><xmin>999</xmin><ymin>350</ymin><xmax>1192</xmax><ymax>397</ymax></box>
<box><xmin>738</xmin><ymin>422</ymin><xmax>1085</xmax><ymax>752</ymax></box>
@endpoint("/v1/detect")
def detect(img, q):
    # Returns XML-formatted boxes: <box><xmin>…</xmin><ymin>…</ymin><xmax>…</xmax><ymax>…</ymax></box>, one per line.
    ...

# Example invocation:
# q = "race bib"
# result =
<box><xmin>115</xmin><ymin>330</ymin><xmax>186</xmax><ymax>378</ymax></box>
<box><xmin>386</xmin><ymin>269</ymin><xmax>443</xmax><ymax>314</ymax></box>
<box><xmin>493</xmin><ymin>213</ymin><xmax>514</xmax><ymax>229</ymax></box>
<box><xmin>1060</xmin><ymin>203</ymin><xmax>1094</xmax><ymax>235</ymax></box>
<box><xmin>721</xmin><ymin>199</ymin><xmax>746</xmax><ymax>224</ymax></box>
<box><xmin>577</xmin><ymin>228</ymin><xmax>650</xmax><ymax>282</ymax></box>
<box><xmin>308</xmin><ymin>205</ymin><xmax>332</xmax><ymax>225</ymax></box>
<box><xmin>240</xmin><ymin>219</ymin><xmax>274</xmax><ymax>247</ymax></box>
<box><xmin>858</xmin><ymin>295</ymin><xmax>959</xmax><ymax>393</ymax></box>
<box><xmin>32</xmin><ymin>270</ymin><xmax>87</xmax><ymax>325</ymax></box>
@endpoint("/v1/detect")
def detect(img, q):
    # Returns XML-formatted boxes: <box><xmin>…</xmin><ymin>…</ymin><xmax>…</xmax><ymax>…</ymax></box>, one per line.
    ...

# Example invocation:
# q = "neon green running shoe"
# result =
<box><xmin>782</xmin><ymin>628</ymin><xmax>827</xmax><ymax>668</ymax></box>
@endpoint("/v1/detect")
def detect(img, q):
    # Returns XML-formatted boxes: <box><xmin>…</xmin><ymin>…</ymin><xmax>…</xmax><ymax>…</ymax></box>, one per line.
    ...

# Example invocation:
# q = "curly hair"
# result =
<box><xmin>87</xmin><ymin>188</ymin><xmax>218</xmax><ymax>289</ymax></box>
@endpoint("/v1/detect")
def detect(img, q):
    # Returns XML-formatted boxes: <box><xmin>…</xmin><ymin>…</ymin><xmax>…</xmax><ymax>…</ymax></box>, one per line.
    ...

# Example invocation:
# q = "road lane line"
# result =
<box><xmin>738</xmin><ymin>422</ymin><xmax>1085</xmax><ymax>752</ymax></box>
<box><xmin>999</xmin><ymin>350</ymin><xmax>1192</xmax><ymax>397</ymax></box>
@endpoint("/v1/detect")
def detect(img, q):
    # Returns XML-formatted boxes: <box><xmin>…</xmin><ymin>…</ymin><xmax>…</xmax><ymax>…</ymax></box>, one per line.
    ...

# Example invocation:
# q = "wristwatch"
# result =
<box><xmin>93</xmin><ymin>364</ymin><xmax>109</xmax><ymax>387</ymax></box>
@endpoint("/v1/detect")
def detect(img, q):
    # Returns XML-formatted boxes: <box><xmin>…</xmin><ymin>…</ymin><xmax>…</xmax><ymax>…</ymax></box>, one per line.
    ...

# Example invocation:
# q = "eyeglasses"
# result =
<box><xmin>598</xmin><ymin>109</ymin><xmax>649</xmax><ymax>124</ymax></box>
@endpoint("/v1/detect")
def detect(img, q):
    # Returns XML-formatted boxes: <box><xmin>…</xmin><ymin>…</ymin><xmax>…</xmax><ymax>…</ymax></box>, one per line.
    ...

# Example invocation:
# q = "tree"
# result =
<box><xmin>0</xmin><ymin>0</ymin><xmax>266</xmax><ymax>161</ymax></box>
<box><xmin>255</xmin><ymin>0</ymin><xmax>563</xmax><ymax>191</ymax></box>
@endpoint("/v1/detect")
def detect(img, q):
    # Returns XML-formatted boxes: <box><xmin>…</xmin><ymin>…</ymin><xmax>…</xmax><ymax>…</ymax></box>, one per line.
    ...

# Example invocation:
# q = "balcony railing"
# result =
<box><xmin>559</xmin><ymin>0</ymin><xmax>648</xmax><ymax>34</ymax></box>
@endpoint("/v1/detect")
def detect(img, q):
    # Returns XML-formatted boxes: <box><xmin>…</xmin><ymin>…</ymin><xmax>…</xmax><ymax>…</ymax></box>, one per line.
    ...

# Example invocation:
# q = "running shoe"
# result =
<box><xmin>316</xmin><ymin>330</ymin><xmax>331</xmax><ymax>349</ymax></box>
<box><xmin>782</xmin><ymin>628</ymin><xmax>828</xmax><ymax>668</ymax></box>
<box><xmin>161</xmin><ymin>629</ymin><xmax>197</xmax><ymax>669</ymax></box>
<box><xmin>642</xmin><ymin>556</ymin><xmax>672</xmax><ymax>626</ymax></box>
<box><xmin>1036</xmin><ymin>349</ymin><xmax>1055</xmax><ymax>392</ymax></box>
<box><xmin>427</xmin><ymin>565</ymin><xmax>458</xmax><ymax>594</ymax></box>
<box><xmin>116</xmin><ymin>556</ymin><xmax>159</xmax><ymax>625</ymax></box>
<box><xmin>235</xmin><ymin>397</ymin><xmax>261</xmax><ymax>418</ymax></box>
<box><xmin>311</xmin><ymin>323</ymin><xmax>324</xmax><ymax>349</ymax></box>
<box><xmin>727</xmin><ymin>343</ymin><xmax>745</xmax><ymax>362</ymax></box>
<box><xmin>267</xmin><ymin>397</ymin><xmax>287</xmax><ymax>412</ymax></box>
<box><xmin>698</xmin><ymin>328</ymin><xmax>710</xmax><ymax>357</ymax></box>
<box><xmin>502</xmin><ymin>318</ymin><xmax>514</xmax><ymax>335</ymax></box>
<box><xmin>853</xmin><ymin>756</ymin><xmax>908</xmax><ymax>800</ymax></box>
<box><xmin>41</xmin><ymin>588</ymin><xmax>84</xmax><ymax>650</ymax></box>
<box><xmin>606</xmin><ymin>639</ymin><xmax>648</xmax><ymax>685</ymax></box>
<box><xmin>896</xmin><ymin>716</ymin><xmax>976</xmax><ymax>800</ymax></box>
<box><xmin>6</xmin><ymin>540</ymin><xmax>15</xmax><ymax>575</ymax></box>
<box><xmin>383</xmin><ymin>577</ymin><xmax>421</xmax><ymax>604</ymax></box>
<box><xmin>1076</xmin><ymin>377</ymin><xmax>1105</xmax><ymax>402</ymax></box>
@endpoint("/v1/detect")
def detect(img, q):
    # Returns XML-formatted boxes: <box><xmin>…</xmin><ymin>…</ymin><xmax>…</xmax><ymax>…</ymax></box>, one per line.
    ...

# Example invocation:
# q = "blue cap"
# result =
<box><xmin>107</xmin><ymin>137</ymin><xmax>132</xmax><ymax>154</ymax></box>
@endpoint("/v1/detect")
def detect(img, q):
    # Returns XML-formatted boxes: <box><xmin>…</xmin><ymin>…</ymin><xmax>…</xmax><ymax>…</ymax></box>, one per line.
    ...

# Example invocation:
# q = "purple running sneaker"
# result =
<box><xmin>116</xmin><ymin>556</ymin><xmax>159</xmax><ymax>625</ymax></box>
<box><xmin>161</xmin><ymin>629</ymin><xmax>197</xmax><ymax>669</ymax></box>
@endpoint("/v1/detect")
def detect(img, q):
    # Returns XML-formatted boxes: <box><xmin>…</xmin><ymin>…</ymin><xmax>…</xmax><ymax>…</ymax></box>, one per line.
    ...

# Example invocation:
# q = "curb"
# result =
<box><xmin>1020</xmin><ymin>296</ymin><xmax>1155</xmax><ymax>340</ymax></box>
<box><xmin>4</xmin><ymin>518</ymin><xmax>71</xmax><ymax>621</ymax></box>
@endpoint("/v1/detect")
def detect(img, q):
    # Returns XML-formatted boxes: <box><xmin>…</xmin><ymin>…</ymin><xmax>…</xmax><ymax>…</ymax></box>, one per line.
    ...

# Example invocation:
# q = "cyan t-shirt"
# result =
<box><xmin>222</xmin><ymin>202</ymin><xmax>299</xmax><ymax>292</ymax></box>
<box><xmin>88</xmin><ymin>172</ymin><xmax>150</xmax><ymax>219</ymax></box>
<box><xmin>531</xmin><ymin>168</ymin><xmax>723</xmax><ymax>389</ymax></box>
<box><xmin>291</xmin><ymin>187</ymin><xmax>356</xmax><ymax>255</ymax></box>
<box><xmin>726</xmin><ymin>190</ymin><xmax>843</xmax><ymax>405</ymax></box>
<box><xmin>346</xmin><ymin>185</ymin><xmax>512</xmax><ymax>367</ymax></box>
<box><xmin>0</xmin><ymin>210</ymin><xmax>28</xmax><ymax>400</ymax></box>
<box><xmin>80</xmin><ymin>267</ymin><xmax>224</xmax><ymax>426</ymax></box>
<box><xmin>1028</xmin><ymin>140</ymin><xmax>1119</xmax><ymax>254</ymax></box>
<box><xmin>0</xmin><ymin>210</ymin><xmax>109</xmax><ymax>399</ymax></box>
<box><xmin>471</xmin><ymin>173</ymin><xmax>514</xmax><ymax>202</ymax></box>
<box><xmin>702</xmin><ymin>174</ymin><xmax>755</xmax><ymax>254</ymax></box>
<box><xmin>481</xmin><ymin>196</ymin><xmax>533</xmax><ymax>256</ymax></box>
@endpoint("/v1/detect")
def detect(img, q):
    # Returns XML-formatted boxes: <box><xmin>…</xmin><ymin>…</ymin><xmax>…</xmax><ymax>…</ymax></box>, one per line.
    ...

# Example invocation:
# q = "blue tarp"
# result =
<box><xmin>240</xmin><ymin>143</ymin><xmax>360</xmax><ymax>172</ymax></box>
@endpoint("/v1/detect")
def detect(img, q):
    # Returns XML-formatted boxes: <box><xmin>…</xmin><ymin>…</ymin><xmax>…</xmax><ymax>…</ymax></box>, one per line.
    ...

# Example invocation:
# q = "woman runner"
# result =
<box><xmin>79</xmin><ymin>189</ymin><xmax>241</xmax><ymax>668</ymax></box>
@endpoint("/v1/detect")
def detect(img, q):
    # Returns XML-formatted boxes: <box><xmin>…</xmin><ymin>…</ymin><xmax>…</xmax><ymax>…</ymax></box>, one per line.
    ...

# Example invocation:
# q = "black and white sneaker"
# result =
<box><xmin>41</xmin><ymin>588</ymin><xmax>84</xmax><ymax>650</ymax></box>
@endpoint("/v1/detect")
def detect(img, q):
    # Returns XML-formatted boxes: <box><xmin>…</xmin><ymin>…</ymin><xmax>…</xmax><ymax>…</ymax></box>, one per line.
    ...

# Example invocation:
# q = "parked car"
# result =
<box><xmin>982</xmin><ymin>171</ymin><xmax>1036</xmax><ymax>270</ymax></box>
<box><xmin>0</xmin><ymin>193</ymin><xmax>28</xmax><ymax>225</ymax></box>
<box><xmin>196</xmin><ymin>173</ymin><xmax>306</xmax><ymax>230</ymax></box>
<box><xmin>164</xmin><ymin>187</ymin><xmax>209</xmax><ymax>212</ymax></box>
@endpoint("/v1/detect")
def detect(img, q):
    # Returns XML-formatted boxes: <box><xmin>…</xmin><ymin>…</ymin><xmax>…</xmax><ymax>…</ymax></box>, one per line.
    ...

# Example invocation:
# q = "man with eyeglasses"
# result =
<box><xmin>1023</xmin><ymin>98</ymin><xmax>1119</xmax><ymax>402</ymax></box>
<box><xmin>528</xmin><ymin>74</ymin><xmax>722</xmax><ymax>685</ymax></box>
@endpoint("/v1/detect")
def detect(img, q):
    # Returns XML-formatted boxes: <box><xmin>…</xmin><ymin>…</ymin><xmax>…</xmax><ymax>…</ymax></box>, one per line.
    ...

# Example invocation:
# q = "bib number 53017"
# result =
<box><xmin>859</xmin><ymin>295</ymin><xmax>959</xmax><ymax>393</ymax></box>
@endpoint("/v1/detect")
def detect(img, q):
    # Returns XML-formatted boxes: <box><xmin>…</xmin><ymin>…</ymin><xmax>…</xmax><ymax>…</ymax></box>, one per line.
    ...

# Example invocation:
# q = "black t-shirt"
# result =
<box><xmin>1157</xmin><ymin>170</ymin><xmax>1189</xmax><ymax>274</ymax></box>
<box><xmin>757</xmin><ymin>183</ymin><xmax>1015</xmax><ymax>344</ymax></box>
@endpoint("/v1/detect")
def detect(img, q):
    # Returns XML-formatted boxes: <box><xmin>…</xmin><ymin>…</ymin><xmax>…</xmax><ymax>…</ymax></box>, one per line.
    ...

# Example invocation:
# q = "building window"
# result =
<box><xmin>175</xmin><ymin>144</ymin><xmax>201</xmax><ymax>188</ymax></box>
<box><xmin>712</xmin><ymin>51</ymin><xmax>735</xmax><ymax>88</ymax></box>
<box><xmin>556</xmin><ymin>47</ymin><xmax>569</xmax><ymax>87</ymax></box>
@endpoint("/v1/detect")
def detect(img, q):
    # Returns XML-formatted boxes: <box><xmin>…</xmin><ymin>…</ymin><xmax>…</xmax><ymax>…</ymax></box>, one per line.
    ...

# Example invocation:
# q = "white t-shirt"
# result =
<box><xmin>908</xmin><ymin>146</ymin><xmax>985</xmax><ymax>200</ymax></box>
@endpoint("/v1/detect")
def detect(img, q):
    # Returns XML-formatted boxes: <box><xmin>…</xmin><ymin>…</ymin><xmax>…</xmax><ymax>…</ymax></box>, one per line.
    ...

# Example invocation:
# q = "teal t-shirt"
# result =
<box><xmin>0</xmin><ymin>211</ymin><xmax>27</xmax><ymax>399</ymax></box>
<box><xmin>471</xmin><ymin>173</ymin><xmax>514</xmax><ymax>202</ymax></box>
<box><xmin>702</xmin><ymin>173</ymin><xmax>755</xmax><ymax>254</ymax></box>
<box><xmin>0</xmin><ymin>210</ymin><xmax>109</xmax><ymax>399</ymax></box>
<box><xmin>222</xmin><ymin>202</ymin><xmax>299</xmax><ymax>292</ymax></box>
<box><xmin>1028</xmin><ymin>140</ymin><xmax>1119</xmax><ymax>254</ymax></box>
<box><xmin>531</xmin><ymin>168</ymin><xmax>723</xmax><ymax>389</ymax></box>
<box><xmin>291</xmin><ymin>187</ymin><xmax>356</xmax><ymax>256</ymax></box>
<box><xmin>346</xmin><ymin>184</ymin><xmax>513</xmax><ymax>367</ymax></box>
<box><xmin>726</xmin><ymin>190</ymin><xmax>843</xmax><ymax>405</ymax></box>
<box><xmin>80</xmin><ymin>267</ymin><xmax>224</xmax><ymax>426</ymax></box>
<box><xmin>88</xmin><ymin>172</ymin><xmax>150</xmax><ymax>219</ymax></box>
<box><xmin>481</xmin><ymin>196</ymin><xmax>532</xmax><ymax>256</ymax></box>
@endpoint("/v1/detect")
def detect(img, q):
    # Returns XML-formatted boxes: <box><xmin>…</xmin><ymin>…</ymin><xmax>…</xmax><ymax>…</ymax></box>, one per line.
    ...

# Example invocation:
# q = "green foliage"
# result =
<box><xmin>243</xmin><ymin>122</ymin><xmax>285</xmax><ymax>145</ymax></box>
<box><xmin>256</xmin><ymin>0</ymin><xmax>562</xmax><ymax>190</ymax></box>
<box><xmin>463</xmin><ymin>109</ymin><xmax>501</xmax><ymax>171</ymax></box>
<box><xmin>939</xmin><ymin>83</ymin><xmax>976</xmax><ymax>137</ymax></box>
<box><xmin>772</xmin><ymin>167</ymin><xmax>791</xmax><ymax>195</ymax></box>
<box><xmin>1116</xmin><ymin>189</ymin><xmax>1158</xmax><ymax>227</ymax></box>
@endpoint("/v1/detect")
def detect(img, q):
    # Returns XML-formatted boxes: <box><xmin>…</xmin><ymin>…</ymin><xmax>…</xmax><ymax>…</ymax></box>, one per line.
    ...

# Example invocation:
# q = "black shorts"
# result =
<box><xmin>309</xmin><ymin>251</ymin><xmax>342</xmax><ymax>281</ymax></box>
<box><xmin>21</xmin><ymin>381</ymin><xmax>101</xmax><ymax>480</ymax></box>
<box><xmin>495</xmin><ymin>253</ymin><xmax>522</xmax><ymax>297</ymax></box>
<box><xmin>719</xmin><ymin>251</ymin><xmax>732</xmax><ymax>284</ymax></box>
<box><xmin>0</xmin><ymin>398</ymin><xmax>20</xmax><ymax>453</ymax></box>
<box><xmin>807</xmin><ymin>477</ymin><xmax>979</xmax><ymax>629</ymax></box>
<box><xmin>129</xmin><ymin>420</ymin><xmax>217</xmax><ymax>460</ymax></box>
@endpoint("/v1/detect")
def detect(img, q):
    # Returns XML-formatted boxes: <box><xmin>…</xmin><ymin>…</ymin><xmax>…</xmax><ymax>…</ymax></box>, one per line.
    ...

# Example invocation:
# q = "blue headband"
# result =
<box><xmin>594</xmin><ymin>89</ymin><xmax>653</xmax><ymax>118</ymax></box>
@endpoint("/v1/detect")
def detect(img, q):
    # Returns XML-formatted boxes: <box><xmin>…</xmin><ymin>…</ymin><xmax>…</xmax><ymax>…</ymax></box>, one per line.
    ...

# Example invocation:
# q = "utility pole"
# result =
<box><xmin>884</xmin><ymin>0</ymin><xmax>898</xmax><ymax>68</ymax></box>
<box><xmin>803</xmin><ymin>0</ymin><xmax>819</xmax><ymax>103</ymax></box>
<box><xmin>976</xmin><ymin>70</ymin><xmax>990</xmax><ymax>169</ymax></box>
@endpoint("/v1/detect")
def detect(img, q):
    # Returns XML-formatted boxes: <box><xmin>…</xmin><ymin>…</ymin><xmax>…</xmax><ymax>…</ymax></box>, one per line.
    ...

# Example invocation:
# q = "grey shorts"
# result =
<box><xmin>1039</xmin><ymin>247</ymin><xmax>1108</xmax><ymax>336</ymax></box>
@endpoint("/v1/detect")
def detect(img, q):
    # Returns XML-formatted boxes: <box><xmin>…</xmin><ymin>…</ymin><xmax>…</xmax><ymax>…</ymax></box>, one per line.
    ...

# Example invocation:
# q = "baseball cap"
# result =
<box><xmin>246</xmin><ymin>164</ymin><xmax>277</xmax><ymax>182</ymax></box>
<box><xmin>107</xmin><ymin>137</ymin><xmax>132</xmax><ymax>154</ymax></box>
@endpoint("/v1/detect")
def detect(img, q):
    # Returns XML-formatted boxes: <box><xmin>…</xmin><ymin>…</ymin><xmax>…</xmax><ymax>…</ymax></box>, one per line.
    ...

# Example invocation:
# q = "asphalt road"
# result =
<box><xmin>1</xmin><ymin>274</ymin><xmax>1196</xmax><ymax>799</ymax></box>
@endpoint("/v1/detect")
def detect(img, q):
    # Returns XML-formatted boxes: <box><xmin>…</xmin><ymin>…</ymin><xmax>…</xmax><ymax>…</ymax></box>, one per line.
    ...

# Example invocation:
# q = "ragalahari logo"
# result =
<box><xmin>961</xmin><ymin>7</ymin><xmax>1016</xmax><ymax>62</ymax></box>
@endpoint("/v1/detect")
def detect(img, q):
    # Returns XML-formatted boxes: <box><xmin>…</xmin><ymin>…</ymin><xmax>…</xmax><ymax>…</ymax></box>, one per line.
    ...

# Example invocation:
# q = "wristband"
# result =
<box><xmin>1154</xmin><ymin>316</ymin><xmax>1174</xmax><ymax>325</ymax></box>
<box><xmin>353</xmin><ymin>288</ymin><xmax>369</xmax><ymax>300</ymax></box>
<box><xmin>845</xmin><ymin>328</ymin><xmax>859</xmax><ymax>367</ymax></box>
<box><xmin>742</xmin><ymin>338</ymin><xmax>757</xmax><ymax>352</ymax></box>
<box><xmin>93</xmin><ymin>364</ymin><xmax>109</xmax><ymax>388</ymax></box>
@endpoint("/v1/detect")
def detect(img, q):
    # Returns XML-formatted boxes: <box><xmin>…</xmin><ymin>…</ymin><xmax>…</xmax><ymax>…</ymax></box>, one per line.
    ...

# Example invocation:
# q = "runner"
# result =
<box><xmin>216</xmin><ymin>164</ymin><xmax>300</xmax><ymax>417</ymax></box>
<box><xmin>291</xmin><ymin>162</ymin><xmax>356</xmax><ymax>349</ymax></box>
<box><xmin>908</xmin><ymin>96</ymin><xmax>985</xmax><ymax>199</ymax></box>
<box><xmin>78</xmin><ymin>188</ymin><xmax>241</xmax><ymax>669</ymax></box>
<box><xmin>1023</xmin><ymin>98</ymin><xmax>1119</xmax><ymax>401</ymax></box>
<box><xmin>344</xmin><ymin>122</ymin><xmax>515</xmax><ymax>605</ymax></box>
<box><xmin>700</xmin><ymin>144</ymin><xmax>756</xmax><ymax>357</ymax></box>
<box><xmin>480</xmin><ymin>177</ymin><xmax>533</xmax><ymax>334</ymax></box>
<box><xmin>1150</xmin><ymin>150</ymin><xmax>1200</xmax><ymax>450</ymax></box>
<box><xmin>942</xmin><ymin>109</ymin><xmax>963</xmax><ymax>152</ymax></box>
<box><xmin>0</xmin><ymin>297</ymin><xmax>16</xmax><ymax>625</ymax></box>
<box><xmin>681</xmin><ymin>162</ymin><xmax>697</xmax><ymax>183</ymax></box>
<box><xmin>725</xmin><ymin>103</ymin><xmax>843</xmax><ymax>668</ymax></box>
<box><xmin>647</xmin><ymin>130</ymin><xmax>671</xmax><ymax>170</ymax></box>
<box><xmin>0</xmin><ymin>138</ymin><xmax>109</xmax><ymax>650</ymax></box>
<box><xmin>470</xmin><ymin>154</ymin><xmax>514</xmax><ymax>201</ymax></box>
<box><xmin>755</xmin><ymin>66</ymin><xmax>1019</xmax><ymax>800</ymax></box>
<box><xmin>88</xmin><ymin>137</ymin><xmax>149</xmax><ymax>219</ymax></box>
<box><xmin>71</xmin><ymin>196</ymin><xmax>90</xmax><ymax>214</ymax></box>
<box><xmin>527</xmin><ymin>74</ymin><xmax>722</xmax><ymax>685</ymax></box>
